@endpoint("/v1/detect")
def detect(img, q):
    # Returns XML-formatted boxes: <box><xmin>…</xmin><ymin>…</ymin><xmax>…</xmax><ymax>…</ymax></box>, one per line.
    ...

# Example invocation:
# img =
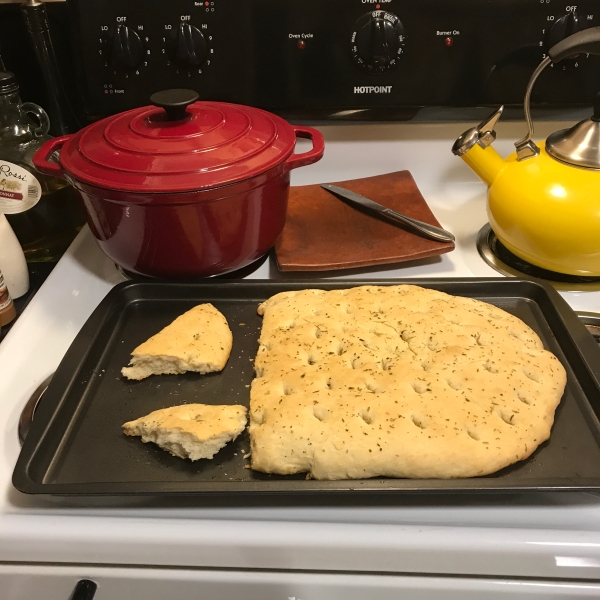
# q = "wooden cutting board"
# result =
<box><xmin>275</xmin><ymin>170</ymin><xmax>455</xmax><ymax>271</ymax></box>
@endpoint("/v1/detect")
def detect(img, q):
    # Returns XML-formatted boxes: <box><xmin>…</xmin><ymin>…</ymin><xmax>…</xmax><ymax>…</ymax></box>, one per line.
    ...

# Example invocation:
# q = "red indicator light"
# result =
<box><xmin>445</xmin><ymin>37</ymin><xmax>453</xmax><ymax>47</ymax></box>
<box><xmin>376</xmin><ymin>3</ymin><xmax>381</xmax><ymax>7</ymax></box>
<box><xmin>205</xmin><ymin>1</ymin><xmax>209</xmax><ymax>5</ymax></box>
<box><xmin>297</xmin><ymin>40</ymin><xmax>306</xmax><ymax>49</ymax></box>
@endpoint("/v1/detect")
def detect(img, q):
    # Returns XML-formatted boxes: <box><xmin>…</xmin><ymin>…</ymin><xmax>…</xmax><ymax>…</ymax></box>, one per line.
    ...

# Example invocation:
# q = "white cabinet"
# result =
<box><xmin>2</xmin><ymin>565</ymin><xmax>600</xmax><ymax>600</ymax></box>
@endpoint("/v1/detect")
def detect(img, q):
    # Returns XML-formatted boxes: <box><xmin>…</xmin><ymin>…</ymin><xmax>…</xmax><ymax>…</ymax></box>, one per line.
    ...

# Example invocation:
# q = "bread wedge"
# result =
<box><xmin>122</xmin><ymin>303</ymin><xmax>232</xmax><ymax>380</ymax></box>
<box><xmin>123</xmin><ymin>403</ymin><xmax>247</xmax><ymax>460</ymax></box>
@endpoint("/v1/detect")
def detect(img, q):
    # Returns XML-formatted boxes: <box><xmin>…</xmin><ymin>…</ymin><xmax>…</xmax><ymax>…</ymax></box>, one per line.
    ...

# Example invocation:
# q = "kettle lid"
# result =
<box><xmin>546</xmin><ymin>93</ymin><xmax>600</xmax><ymax>170</ymax></box>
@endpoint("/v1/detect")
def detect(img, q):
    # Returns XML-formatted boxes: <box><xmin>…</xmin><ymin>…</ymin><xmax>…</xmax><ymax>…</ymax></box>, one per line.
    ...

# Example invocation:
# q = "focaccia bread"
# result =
<box><xmin>123</xmin><ymin>403</ymin><xmax>247</xmax><ymax>460</ymax></box>
<box><xmin>122</xmin><ymin>303</ymin><xmax>232</xmax><ymax>380</ymax></box>
<box><xmin>249</xmin><ymin>285</ymin><xmax>567</xmax><ymax>480</ymax></box>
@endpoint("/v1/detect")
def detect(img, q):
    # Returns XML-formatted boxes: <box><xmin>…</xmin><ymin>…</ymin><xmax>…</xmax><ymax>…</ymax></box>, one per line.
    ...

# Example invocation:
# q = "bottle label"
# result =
<box><xmin>0</xmin><ymin>272</ymin><xmax>12</xmax><ymax>311</ymax></box>
<box><xmin>0</xmin><ymin>161</ymin><xmax>42</xmax><ymax>214</ymax></box>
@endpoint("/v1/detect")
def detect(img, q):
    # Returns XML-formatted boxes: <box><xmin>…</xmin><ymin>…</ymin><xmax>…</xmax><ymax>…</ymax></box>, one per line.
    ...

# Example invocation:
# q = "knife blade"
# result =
<box><xmin>321</xmin><ymin>184</ymin><xmax>455</xmax><ymax>243</ymax></box>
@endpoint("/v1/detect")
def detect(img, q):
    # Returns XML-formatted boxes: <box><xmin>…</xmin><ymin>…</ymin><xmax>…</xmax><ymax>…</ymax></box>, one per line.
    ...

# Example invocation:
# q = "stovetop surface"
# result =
<box><xmin>2</xmin><ymin>121</ymin><xmax>600</xmax><ymax>577</ymax></box>
<box><xmin>0</xmin><ymin>263</ymin><xmax>56</xmax><ymax>344</ymax></box>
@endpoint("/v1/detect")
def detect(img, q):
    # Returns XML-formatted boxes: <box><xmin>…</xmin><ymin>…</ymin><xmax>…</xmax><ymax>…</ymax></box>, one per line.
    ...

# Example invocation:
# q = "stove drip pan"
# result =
<box><xmin>476</xmin><ymin>224</ymin><xmax>600</xmax><ymax>292</ymax></box>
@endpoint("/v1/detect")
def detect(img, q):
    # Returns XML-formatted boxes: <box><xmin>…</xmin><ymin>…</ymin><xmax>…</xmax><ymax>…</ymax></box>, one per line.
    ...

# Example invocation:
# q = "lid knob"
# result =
<box><xmin>546</xmin><ymin>89</ymin><xmax>600</xmax><ymax>169</ymax></box>
<box><xmin>150</xmin><ymin>88</ymin><xmax>199</xmax><ymax>121</ymax></box>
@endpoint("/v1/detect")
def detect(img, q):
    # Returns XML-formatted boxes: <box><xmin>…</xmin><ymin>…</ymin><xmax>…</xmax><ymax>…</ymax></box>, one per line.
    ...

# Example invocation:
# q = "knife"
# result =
<box><xmin>321</xmin><ymin>184</ymin><xmax>455</xmax><ymax>243</ymax></box>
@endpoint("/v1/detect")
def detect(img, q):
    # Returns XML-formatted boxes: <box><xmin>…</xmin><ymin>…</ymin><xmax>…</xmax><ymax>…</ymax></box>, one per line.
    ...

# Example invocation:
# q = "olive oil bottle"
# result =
<box><xmin>0</xmin><ymin>71</ymin><xmax>84</xmax><ymax>262</ymax></box>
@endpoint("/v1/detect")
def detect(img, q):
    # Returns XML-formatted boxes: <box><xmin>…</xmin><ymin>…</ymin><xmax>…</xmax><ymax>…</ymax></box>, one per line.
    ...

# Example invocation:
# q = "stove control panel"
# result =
<box><xmin>67</xmin><ymin>0</ymin><xmax>600</xmax><ymax>121</ymax></box>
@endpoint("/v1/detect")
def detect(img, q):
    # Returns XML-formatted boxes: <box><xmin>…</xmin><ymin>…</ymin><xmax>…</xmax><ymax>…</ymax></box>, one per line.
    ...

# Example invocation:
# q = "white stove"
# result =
<box><xmin>2</xmin><ymin>121</ymin><xmax>600</xmax><ymax>599</ymax></box>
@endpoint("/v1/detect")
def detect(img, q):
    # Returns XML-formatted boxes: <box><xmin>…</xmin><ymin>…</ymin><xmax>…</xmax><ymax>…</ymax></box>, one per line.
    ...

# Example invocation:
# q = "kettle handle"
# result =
<box><xmin>284</xmin><ymin>126</ymin><xmax>325</xmax><ymax>171</ymax></box>
<box><xmin>515</xmin><ymin>26</ymin><xmax>600</xmax><ymax>160</ymax></box>
<box><xmin>32</xmin><ymin>135</ymin><xmax>70</xmax><ymax>178</ymax></box>
<box><xmin>549</xmin><ymin>27</ymin><xmax>600</xmax><ymax>63</ymax></box>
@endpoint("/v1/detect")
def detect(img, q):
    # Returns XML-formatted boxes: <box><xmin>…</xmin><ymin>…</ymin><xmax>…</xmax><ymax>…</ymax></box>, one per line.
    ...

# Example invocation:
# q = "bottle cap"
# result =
<box><xmin>0</xmin><ymin>72</ymin><xmax>19</xmax><ymax>95</ymax></box>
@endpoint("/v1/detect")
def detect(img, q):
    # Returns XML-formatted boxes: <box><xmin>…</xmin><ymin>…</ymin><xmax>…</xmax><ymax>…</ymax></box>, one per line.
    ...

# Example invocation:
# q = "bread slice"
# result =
<box><xmin>123</xmin><ymin>404</ymin><xmax>247</xmax><ymax>460</ymax></box>
<box><xmin>121</xmin><ymin>303</ymin><xmax>232</xmax><ymax>380</ymax></box>
<box><xmin>249</xmin><ymin>285</ymin><xmax>567</xmax><ymax>479</ymax></box>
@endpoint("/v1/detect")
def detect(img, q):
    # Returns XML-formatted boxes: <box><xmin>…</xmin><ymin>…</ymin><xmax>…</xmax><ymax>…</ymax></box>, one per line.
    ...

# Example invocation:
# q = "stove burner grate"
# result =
<box><xmin>477</xmin><ymin>224</ymin><xmax>600</xmax><ymax>292</ymax></box>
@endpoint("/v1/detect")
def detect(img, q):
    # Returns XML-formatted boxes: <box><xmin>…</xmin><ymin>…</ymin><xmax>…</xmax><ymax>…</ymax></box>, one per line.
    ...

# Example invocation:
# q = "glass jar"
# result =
<box><xmin>0</xmin><ymin>71</ymin><xmax>85</xmax><ymax>262</ymax></box>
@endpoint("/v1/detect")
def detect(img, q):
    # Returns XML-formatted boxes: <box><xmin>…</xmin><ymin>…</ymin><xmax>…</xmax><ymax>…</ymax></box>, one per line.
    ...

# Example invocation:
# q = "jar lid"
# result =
<box><xmin>59</xmin><ymin>90</ymin><xmax>299</xmax><ymax>193</ymax></box>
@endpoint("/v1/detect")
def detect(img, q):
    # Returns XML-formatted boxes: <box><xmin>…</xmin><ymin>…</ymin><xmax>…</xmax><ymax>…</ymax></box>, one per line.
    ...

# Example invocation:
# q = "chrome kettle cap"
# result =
<box><xmin>546</xmin><ymin>93</ymin><xmax>600</xmax><ymax>170</ymax></box>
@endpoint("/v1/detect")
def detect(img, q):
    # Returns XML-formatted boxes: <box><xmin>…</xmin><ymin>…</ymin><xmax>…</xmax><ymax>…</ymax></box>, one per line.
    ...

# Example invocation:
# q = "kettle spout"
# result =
<box><xmin>452</xmin><ymin>106</ymin><xmax>507</xmax><ymax>187</ymax></box>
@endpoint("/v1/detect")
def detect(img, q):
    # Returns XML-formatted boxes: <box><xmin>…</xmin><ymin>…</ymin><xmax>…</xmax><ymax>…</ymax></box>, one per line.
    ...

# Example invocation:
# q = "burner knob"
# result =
<box><xmin>168</xmin><ymin>23</ymin><xmax>208</xmax><ymax>68</ymax></box>
<box><xmin>351</xmin><ymin>11</ymin><xmax>406</xmax><ymax>72</ymax></box>
<box><xmin>110</xmin><ymin>25</ymin><xmax>144</xmax><ymax>70</ymax></box>
<box><xmin>545</xmin><ymin>12</ymin><xmax>582</xmax><ymax>51</ymax></box>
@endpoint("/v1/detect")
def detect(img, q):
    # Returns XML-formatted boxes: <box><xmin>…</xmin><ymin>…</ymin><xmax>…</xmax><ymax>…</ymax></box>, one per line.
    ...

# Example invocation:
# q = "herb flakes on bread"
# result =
<box><xmin>122</xmin><ymin>303</ymin><xmax>232</xmax><ymax>380</ymax></box>
<box><xmin>123</xmin><ymin>404</ymin><xmax>247</xmax><ymax>460</ymax></box>
<box><xmin>249</xmin><ymin>285</ymin><xmax>567</xmax><ymax>480</ymax></box>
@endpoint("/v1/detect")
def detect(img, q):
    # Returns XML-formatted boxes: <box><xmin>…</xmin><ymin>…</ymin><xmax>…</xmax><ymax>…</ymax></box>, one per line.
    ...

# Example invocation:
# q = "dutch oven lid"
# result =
<box><xmin>60</xmin><ymin>89</ymin><xmax>299</xmax><ymax>193</ymax></box>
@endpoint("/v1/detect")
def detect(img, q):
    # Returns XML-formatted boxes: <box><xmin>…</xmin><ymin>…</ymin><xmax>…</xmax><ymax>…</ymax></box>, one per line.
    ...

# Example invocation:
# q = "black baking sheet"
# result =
<box><xmin>13</xmin><ymin>279</ymin><xmax>600</xmax><ymax>499</ymax></box>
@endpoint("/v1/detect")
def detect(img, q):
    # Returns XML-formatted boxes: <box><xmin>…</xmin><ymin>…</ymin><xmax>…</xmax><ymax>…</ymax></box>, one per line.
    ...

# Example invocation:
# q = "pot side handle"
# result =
<box><xmin>32</xmin><ymin>135</ymin><xmax>70</xmax><ymax>178</ymax></box>
<box><xmin>285</xmin><ymin>126</ymin><xmax>325</xmax><ymax>170</ymax></box>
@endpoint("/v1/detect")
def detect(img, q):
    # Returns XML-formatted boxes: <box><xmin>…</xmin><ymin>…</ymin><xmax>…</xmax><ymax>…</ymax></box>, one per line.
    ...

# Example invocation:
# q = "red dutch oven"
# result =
<box><xmin>33</xmin><ymin>89</ymin><xmax>324</xmax><ymax>278</ymax></box>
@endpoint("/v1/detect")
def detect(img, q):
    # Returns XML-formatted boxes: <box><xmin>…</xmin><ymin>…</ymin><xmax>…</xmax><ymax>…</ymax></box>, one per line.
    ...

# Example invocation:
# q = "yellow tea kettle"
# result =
<box><xmin>453</xmin><ymin>27</ymin><xmax>600</xmax><ymax>276</ymax></box>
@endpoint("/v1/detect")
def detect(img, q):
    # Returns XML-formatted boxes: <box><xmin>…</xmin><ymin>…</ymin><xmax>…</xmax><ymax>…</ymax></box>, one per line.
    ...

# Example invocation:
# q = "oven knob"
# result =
<box><xmin>545</xmin><ymin>11</ymin><xmax>582</xmax><ymax>50</ymax></box>
<box><xmin>168</xmin><ymin>23</ymin><xmax>208</xmax><ymax>68</ymax></box>
<box><xmin>110</xmin><ymin>25</ymin><xmax>144</xmax><ymax>70</ymax></box>
<box><xmin>351</xmin><ymin>11</ymin><xmax>406</xmax><ymax>72</ymax></box>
